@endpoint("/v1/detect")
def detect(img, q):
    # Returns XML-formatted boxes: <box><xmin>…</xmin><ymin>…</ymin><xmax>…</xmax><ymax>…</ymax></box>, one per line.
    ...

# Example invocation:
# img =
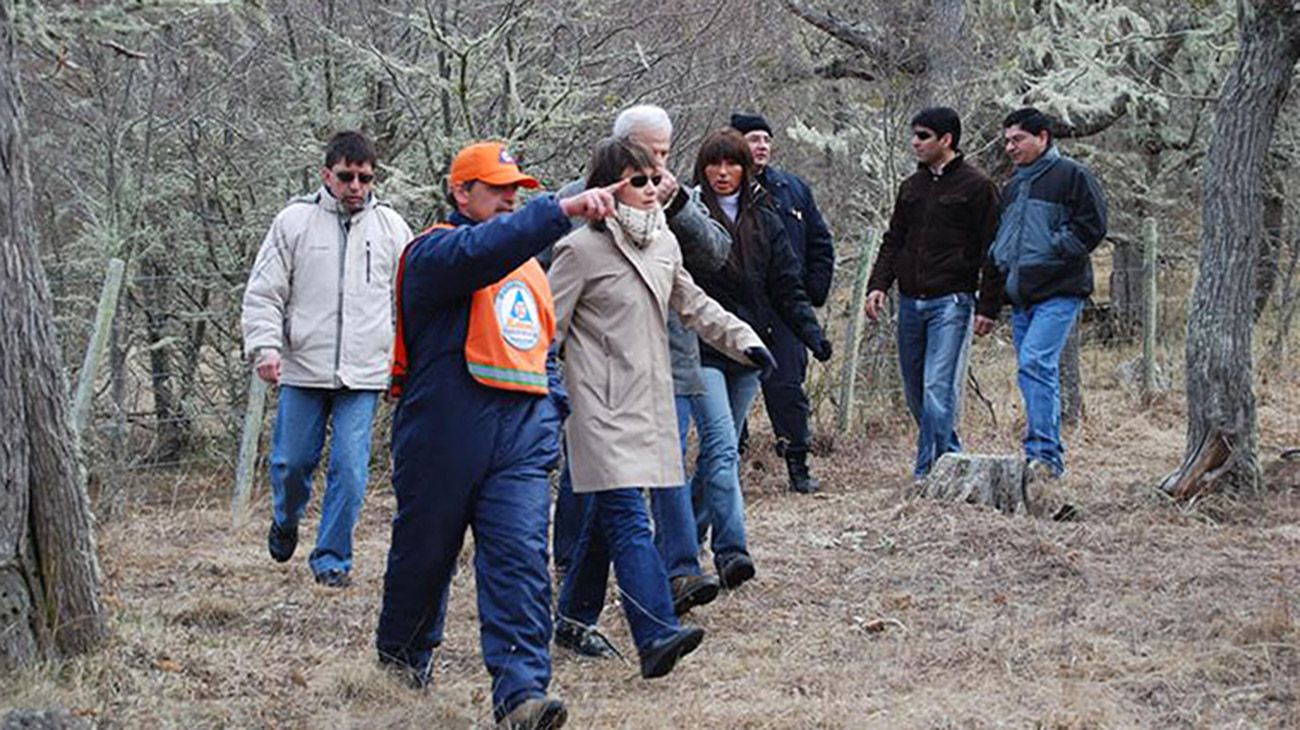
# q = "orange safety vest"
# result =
<box><xmin>389</xmin><ymin>223</ymin><xmax>554</xmax><ymax>400</ymax></box>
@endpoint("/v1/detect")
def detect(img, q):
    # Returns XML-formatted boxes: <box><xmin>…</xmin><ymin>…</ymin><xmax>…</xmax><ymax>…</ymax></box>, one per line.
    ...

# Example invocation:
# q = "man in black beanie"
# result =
<box><xmin>731</xmin><ymin>112</ymin><xmax>835</xmax><ymax>494</ymax></box>
<box><xmin>864</xmin><ymin>107</ymin><xmax>1003</xmax><ymax>479</ymax></box>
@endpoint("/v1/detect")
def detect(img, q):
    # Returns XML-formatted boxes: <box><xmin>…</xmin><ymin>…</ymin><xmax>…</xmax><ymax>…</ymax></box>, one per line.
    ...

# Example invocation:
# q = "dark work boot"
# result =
<box><xmin>786</xmin><ymin>449</ymin><xmax>821</xmax><ymax>494</ymax></box>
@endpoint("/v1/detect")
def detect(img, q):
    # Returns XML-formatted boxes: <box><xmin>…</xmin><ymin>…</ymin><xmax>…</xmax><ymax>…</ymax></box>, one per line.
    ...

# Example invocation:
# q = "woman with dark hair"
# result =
<box><xmin>687</xmin><ymin>128</ymin><xmax>832</xmax><ymax>589</ymax></box>
<box><xmin>547</xmin><ymin>137</ymin><xmax>772</xmax><ymax>677</ymax></box>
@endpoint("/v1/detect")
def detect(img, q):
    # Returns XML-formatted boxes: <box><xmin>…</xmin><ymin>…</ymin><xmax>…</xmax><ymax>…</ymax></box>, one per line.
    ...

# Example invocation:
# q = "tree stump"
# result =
<box><xmin>920</xmin><ymin>453</ymin><xmax>1028</xmax><ymax>515</ymax></box>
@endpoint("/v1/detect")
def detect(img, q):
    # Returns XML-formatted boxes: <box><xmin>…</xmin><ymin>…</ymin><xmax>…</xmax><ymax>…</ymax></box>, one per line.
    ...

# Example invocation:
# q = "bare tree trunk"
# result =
<box><xmin>1060</xmin><ymin>321</ymin><xmax>1082</xmax><ymax>427</ymax></box>
<box><xmin>922</xmin><ymin>0</ymin><xmax>966</xmax><ymax>107</ymax></box>
<box><xmin>0</xmin><ymin>0</ymin><xmax>107</xmax><ymax>669</ymax></box>
<box><xmin>1109</xmin><ymin>238</ymin><xmax>1143</xmax><ymax>340</ymax></box>
<box><xmin>1255</xmin><ymin>159</ymin><xmax>1286</xmax><ymax>318</ymax></box>
<box><xmin>1170</xmin><ymin>0</ymin><xmax>1300</xmax><ymax>497</ymax></box>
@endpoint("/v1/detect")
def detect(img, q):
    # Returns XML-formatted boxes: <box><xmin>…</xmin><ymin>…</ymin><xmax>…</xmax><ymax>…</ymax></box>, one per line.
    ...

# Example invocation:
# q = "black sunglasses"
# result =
<box><xmin>627</xmin><ymin>174</ymin><xmax>663</xmax><ymax>189</ymax></box>
<box><xmin>333</xmin><ymin>170</ymin><xmax>375</xmax><ymax>184</ymax></box>
<box><xmin>913</xmin><ymin>130</ymin><xmax>934</xmax><ymax>141</ymax></box>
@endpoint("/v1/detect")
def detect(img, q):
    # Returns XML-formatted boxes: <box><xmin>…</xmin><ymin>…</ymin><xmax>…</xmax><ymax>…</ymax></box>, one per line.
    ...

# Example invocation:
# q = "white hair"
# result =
<box><xmin>612</xmin><ymin>104</ymin><xmax>673</xmax><ymax>140</ymax></box>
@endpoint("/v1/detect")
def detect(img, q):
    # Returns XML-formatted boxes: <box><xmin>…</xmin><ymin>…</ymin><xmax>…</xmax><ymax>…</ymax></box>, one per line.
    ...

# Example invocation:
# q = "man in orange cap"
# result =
<box><xmin>376</xmin><ymin>141</ymin><xmax>618</xmax><ymax>730</ymax></box>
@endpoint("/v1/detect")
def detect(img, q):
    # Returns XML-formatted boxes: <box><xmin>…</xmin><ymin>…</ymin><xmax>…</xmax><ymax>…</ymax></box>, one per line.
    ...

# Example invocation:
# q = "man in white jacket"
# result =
<box><xmin>241</xmin><ymin>131</ymin><xmax>412</xmax><ymax>587</ymax></box>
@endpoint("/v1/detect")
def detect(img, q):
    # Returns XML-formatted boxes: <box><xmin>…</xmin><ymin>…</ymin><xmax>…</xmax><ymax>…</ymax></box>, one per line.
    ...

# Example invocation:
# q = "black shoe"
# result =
<box><xmin>267</xmin><ymin>521</ymin><xmax>298</xmax><ymax>563</ymax></box>
<box><xmin>639</xmin><ymin>625</ymin><xmax>705</xmax><ymax>679</ymax></box>
<box><xmin>554</xmin><ymin>616</ymin><xmax>620</xmax><ymax>659</ymax></box>
<box><xmin>498</xmin><ymin>696</ymin><xmax>568</xmax><ymax>730</ymax></box>
<box><xmin>717</xmin><ymin>554</ymin><xmax>756</xmax><ymax>589</ymax></box>
<box><xmin>671</xmin><ymin>574</ymin><xmax>720</xmax><ymax>616</ymax></box>
<box><xmin>786</xmin><ymin>450</ymin><xmax>821</xmax><ymax>494</ymax></box>
<box><xmin>314</xmin><ymin>568</ymin><xmax>351</xmax><ymax>588</ymax></box>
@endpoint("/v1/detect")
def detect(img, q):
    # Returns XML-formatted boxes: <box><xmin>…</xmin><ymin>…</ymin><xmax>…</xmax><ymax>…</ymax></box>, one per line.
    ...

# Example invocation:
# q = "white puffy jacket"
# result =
<box><xmin>241</xmin><ymin>187</ymin><xmax>413</xmax><ymax>390</ymax></box>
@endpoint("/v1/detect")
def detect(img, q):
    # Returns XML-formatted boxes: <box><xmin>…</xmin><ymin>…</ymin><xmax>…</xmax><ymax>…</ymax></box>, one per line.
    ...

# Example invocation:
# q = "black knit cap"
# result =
<box><xmin>911</xmin><ymin>107</ymin><xmax>962</xmax><ymax>150</ymax></box>
<box><xmin>730</xmin><ymin>112</ymin><xmax>772</xmax><ymax>136</ymax></box>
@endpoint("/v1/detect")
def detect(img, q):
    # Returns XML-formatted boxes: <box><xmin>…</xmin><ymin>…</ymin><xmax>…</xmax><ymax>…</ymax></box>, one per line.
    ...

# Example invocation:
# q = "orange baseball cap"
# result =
<box><xmin>449</xmin><ymin>142</ymin><xmax>540</xmax><ymax>188</ymax></box>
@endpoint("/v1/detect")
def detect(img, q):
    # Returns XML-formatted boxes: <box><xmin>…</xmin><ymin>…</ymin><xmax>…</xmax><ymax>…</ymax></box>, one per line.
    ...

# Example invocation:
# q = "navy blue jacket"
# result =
<box><xmin>989</xmin><ymin>147</ymin><xmax>1107</xmax><ymax>307</ymax></box>
<box><xmin>392</xmin><ymin>197</ymin><xmax>571</xmax><ymax>458</ymax></box>
<box><xmin>758</xmin><ymin>167</ymin><xmax>835</xmax><ymax>306</ymax></box>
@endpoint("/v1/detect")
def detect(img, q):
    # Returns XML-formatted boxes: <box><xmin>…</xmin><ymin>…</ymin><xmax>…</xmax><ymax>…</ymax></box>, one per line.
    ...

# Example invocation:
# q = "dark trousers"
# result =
<box><xmin>760</xmin><ymin>319</ymin><xmax>812</xmax><ymax>455</ymax></box>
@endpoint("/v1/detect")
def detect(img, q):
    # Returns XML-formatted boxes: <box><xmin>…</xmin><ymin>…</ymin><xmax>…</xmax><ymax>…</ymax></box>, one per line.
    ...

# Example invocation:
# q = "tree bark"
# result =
<box><xmin>0</xmin><ymin>0</ymin><xmax>107</xmax><ymax>669</ymax></box>
<box><xmin>1060</xmin><ymin>318</ymin><xmax>1083</xmax><ymax>427</ymax></box>
<box><xmin>1172</xmin><ymin>0</ymin><xmax>1300</xmax><ymax>497</ymax></box>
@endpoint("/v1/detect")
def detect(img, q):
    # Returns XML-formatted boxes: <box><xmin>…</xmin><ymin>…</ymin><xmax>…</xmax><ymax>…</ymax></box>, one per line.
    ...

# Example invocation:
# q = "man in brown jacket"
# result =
<box><xmin>864</xmin><ymin>107</ymin><xmax>1002</xmax><ymax>478</ymax></box>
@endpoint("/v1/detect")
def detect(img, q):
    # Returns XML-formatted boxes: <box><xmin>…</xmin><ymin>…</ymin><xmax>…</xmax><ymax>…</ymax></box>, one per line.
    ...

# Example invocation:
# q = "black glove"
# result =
<box><xmin>811</xmin><ymin>336</ymin><xmax>833</xmax><ymax>362</ymax></box>
<box><xmin>744</xmin><ymin>346</ymin><xmax>778</xmax><ymax>379</ymax></box>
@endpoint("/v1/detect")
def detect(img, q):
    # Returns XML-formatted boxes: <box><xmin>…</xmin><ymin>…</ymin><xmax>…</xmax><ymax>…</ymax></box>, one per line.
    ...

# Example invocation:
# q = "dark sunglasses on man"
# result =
<box><xmin>627</xmin><ymin>173</ymin><xmax>663</xmax><ymax>189</ymax></box>
<box><xmin>913</xmin><ymin>129</ymin><xmax>934</xmax><ymax>141</ymax></box>
<box><xmin>333</xmin><ymin>170</ymin><xmax>375</xmax><ymax>184</ymax></box>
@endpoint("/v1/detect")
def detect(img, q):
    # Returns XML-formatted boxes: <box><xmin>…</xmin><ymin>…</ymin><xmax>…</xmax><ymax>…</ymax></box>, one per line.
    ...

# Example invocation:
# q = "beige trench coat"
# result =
<box><xmin>550</xmin><ymin>219</ymin><xmax>764</xmax><ymax>493</ymax></box>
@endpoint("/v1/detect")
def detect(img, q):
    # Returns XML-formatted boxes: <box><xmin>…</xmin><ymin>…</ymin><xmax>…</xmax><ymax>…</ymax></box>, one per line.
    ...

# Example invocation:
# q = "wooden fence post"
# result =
<box><xmin>1141</xmin><ymin>217</ymin><xmax>1159</xmax><ymax>400</ymax></box>
<box><xmin>231</xmin><ymin>372</ymin><xmax>269</xmax><ymax>527</ymax></box>
<box><xmin>837</xmin><ymin>228</ymin><xmax>879</xmax><ymax>434</ymax></box>
<box><xmin>71</xmin><ymin>258</ymin><xmax>125</xmax><ymax>437</ymax></box>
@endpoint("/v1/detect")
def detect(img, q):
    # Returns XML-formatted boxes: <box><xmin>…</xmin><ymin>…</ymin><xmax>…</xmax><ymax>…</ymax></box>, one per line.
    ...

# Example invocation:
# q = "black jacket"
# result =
<box><xmin>688</xmin><ymin>186</ymin><xmax>825</xmax><ymax>369</ymax></box>
<box><xmin>870</xmin><ymin>155</ymin><xmax>1004</xmax><ymax>319</ymax></box>
<box><xmin>989</xmin><ymin>146</ymin><xmax>1108</xmax><ymax>307</ymax></box>
<box><xmin>758</xmin><ymin>167</ymin><xmax>835</xmax><ymax>307</ymax></box>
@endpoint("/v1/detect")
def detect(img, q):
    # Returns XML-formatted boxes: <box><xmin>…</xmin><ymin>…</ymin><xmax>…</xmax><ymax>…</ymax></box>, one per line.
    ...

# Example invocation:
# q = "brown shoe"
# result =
<box><xmin>497</xmin><ymin>696</ymin><xmax>567</xmax><ymax>730</ymax></box>
<box><xmin>671</xmin><ymin>574</ymin><xmax>720</xmax><ymax>615</ymax></box>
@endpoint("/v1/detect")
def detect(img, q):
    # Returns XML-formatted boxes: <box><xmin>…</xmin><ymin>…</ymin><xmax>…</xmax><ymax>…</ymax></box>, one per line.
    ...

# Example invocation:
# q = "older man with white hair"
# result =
<box><xmin>544</xmin><ymin>105</ymin><xmax>733</xmax><ymax>659</ymax></box>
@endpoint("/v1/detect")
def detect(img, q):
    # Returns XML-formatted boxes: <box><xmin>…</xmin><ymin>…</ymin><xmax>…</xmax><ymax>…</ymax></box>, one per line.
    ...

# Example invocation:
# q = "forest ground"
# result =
<box><xmin>3</xmin><ymin>332</ymin><xmax>1299</xmax><ymax>729</ymax></box>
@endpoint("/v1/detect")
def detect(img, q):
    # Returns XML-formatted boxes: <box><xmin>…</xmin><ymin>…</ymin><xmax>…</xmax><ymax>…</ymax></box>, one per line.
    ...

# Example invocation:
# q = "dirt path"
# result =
<box><xmin>5</xmin><ymin>361</ymin><xmax>1299</xmax><ymax>728</ymax></box>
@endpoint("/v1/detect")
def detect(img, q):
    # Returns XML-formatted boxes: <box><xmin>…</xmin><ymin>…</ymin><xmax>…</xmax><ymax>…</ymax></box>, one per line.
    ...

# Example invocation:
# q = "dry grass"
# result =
<box><xmin>4</xmin><ymin>335</ymin><xmax>1300</xmax><ymax>729</ymax></box>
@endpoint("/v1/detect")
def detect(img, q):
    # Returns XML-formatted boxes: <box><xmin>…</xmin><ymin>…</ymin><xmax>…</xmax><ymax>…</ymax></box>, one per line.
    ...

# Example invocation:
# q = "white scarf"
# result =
<box><xmin>611</xmin><ymin>203</ymin><xmax>666</xmax><ymax>249</ymax></box>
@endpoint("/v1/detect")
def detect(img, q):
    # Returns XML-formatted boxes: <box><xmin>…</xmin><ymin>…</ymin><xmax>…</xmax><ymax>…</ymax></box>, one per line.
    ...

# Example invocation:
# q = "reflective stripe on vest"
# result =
<box><xmin>388</xmin><ymin>222</ymin><xmax>553</xmax><ymax>399</ymax></box>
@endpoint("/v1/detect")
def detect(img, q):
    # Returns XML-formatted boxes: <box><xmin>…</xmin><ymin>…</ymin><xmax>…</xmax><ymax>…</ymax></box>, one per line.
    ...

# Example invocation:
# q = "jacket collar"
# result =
<box><xmin>916</xmin><ymin>153</ymin><xmax>965</xmax><ymax>176</ymax></box>
<box><xmin>317</xmin><ymin>185</ymin><xmax>377</xmax><ymax>218</ymax></box>
<box><xmin>447</xmin><ymin>209</ymin><xmax>477</xmax><ymax>227</ymax></box>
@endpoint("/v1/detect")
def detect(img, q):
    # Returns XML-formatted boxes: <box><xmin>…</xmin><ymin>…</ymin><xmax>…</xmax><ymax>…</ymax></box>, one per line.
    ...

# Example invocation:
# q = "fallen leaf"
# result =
<box><xmin>290</xmin><ymin>670</ymin><xmax>308</xmax><ymax>688</ymax></box>
<box><xmin>153</xmin><ymin>658</ymin><xmax>183</xmax><ymax>673</ymax></box>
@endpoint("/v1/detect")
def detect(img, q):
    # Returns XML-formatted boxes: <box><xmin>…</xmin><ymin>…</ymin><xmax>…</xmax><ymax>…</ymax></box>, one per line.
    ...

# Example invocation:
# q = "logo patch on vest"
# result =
<box><xmin>495</xmin><ymin>280</ymin><xmax>541</xmax><ymax>350</ymax></box>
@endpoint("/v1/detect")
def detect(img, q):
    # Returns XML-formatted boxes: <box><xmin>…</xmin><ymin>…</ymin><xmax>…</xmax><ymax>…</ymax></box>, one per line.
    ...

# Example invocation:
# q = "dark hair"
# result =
<box><xmin>911</xmin><ymin>107</ymin><xmax>962</xmax><ymax>151</ymax></box>
<box><xmin>585</xmin><ymin>137</ymin><xmax>656</xmax><ymax>190</ymax></box>
<box><xmin>583</xmin><ymin>138</ymin><xmax>655</xmax><ymax>230</ymax></box>
<box><xmin>324</xmin><ymin>130</ymin><xmax>377</xmax><ymax>168</ymax></box>
<box><xmin>693</xmin><ymin>128</ymin><xmax>765</xmax><ymax>279</ymax></box>
<box><xmin>1003</xmin><ymin>107</ymin><xmax>1055</xmax><ymax>144</ymax></box>
<box><xmin>693</xmin><ymin>128</ymin><xmax>755</xmax><ymax>186</ymax></box>
<box><xmin>445</xmin><ymin>180</ymin><xmax>474</xmax><ymax>210</ymax></box>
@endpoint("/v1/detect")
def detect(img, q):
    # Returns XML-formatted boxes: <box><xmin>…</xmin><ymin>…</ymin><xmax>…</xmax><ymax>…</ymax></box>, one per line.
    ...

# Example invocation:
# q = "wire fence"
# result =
<box><xmin>46</xmin><ymin>224</ymin><xmax>1300</xmax><ymax>519</ymax></box>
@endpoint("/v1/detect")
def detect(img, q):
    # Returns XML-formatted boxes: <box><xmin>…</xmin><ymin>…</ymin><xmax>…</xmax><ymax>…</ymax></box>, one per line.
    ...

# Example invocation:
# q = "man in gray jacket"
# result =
<box><xmin>547</xmin><ymin>105</ymin><xmax>732</xmax><ymax>657</ymax></box>
<box><xmin>241</xmin><ymin>131</ymin><xmax>412</xmax><ymax>587</ymax></box>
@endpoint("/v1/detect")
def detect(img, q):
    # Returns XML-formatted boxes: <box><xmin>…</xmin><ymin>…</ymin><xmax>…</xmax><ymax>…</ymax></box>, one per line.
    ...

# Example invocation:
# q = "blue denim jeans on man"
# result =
<box><xmin>897</xmin><ymin>293</ymin><xmax>975</xmax><ymax>477</ymax></box>
<box><xmin>556</xmin><ymin>488</ymin><xmax>680</xmax><ymax>653</ymax></box>
<box><xmin>690</xmin><ymin>366</ymin><xmax>761</xmax><ymax>571</ymax></box>
<box><xmin>1011</xmin><ymin>296</ymin><xmax>1084</xmax><ymax>474</ymax></box>
<box><xmin>269</xmin><ymin>385</ymin><xmax>379</xmax><ymax>576</ymax></box>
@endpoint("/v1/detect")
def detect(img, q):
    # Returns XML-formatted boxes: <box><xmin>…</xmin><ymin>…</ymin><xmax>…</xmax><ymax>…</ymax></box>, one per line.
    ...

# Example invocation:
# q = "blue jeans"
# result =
<box><xmin>557</xmin><ymin>489</ymin><xmax>679</xmax><ymax>653</ymax></box>
<box><xmin>1011</xmin><ymin>296</ymin><xmax>1084</xmax><ymax>474</ymax></box>
<box><xmin>652</xmin><ymin>396</ymin><xmax>704</xmax><ymax>578</ymax></box>
<box><xmin>270</xmin><ymin>385</ymin><xmax>378</xmax><ymax>576</ymax></box>
<box><xmin>898</xmin><ymin>293</ymin><xmax>975</xmax><ymax>477</ymax></box>
<box><xmin>691</xmin><ymin>366</ymin><xmax>761</xmax><ymax>570</ymax></box>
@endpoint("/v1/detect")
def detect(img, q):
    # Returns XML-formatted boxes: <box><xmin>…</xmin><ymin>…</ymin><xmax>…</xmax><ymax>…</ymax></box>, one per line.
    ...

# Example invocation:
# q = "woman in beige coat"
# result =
<box><xmin>549</xmin><ymin>138</ymin><xmax>772</xmax><ymax>679</ymax></box>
